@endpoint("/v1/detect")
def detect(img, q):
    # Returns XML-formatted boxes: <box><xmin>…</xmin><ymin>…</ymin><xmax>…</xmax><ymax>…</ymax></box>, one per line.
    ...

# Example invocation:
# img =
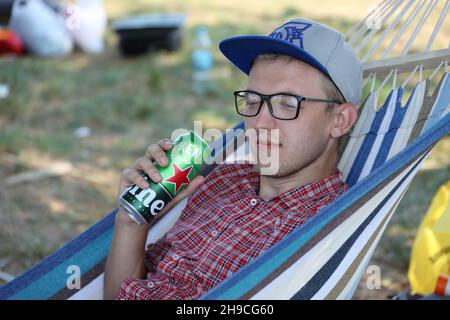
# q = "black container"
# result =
<box><xmin>112</xmin><ymin>14</ymin><xmax>186</xmax><ymax>56</ymax></box>
<box><xmin>0</xmin><ymin>0</ymin><xmax>14</xmax><ymax>24</ymax></box>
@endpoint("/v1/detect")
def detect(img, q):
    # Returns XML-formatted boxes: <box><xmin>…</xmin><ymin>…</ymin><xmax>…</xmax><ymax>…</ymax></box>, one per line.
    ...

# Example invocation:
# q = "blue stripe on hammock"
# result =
<box><xmin>201</xmin><ymin>112</ymin><xmax>450</xmax><ymax>300</ymax></box>
<box><xmin>11</xmin><ymin>228</ymin><xmax>114</xmax><ymax>300</ymax></box>
<box><xmin>0</xmin><ymin>210</ymin><xmax>117</xmax><ymax>299</ymax></box>
<box><xmin>214</xmin><ymin>121</ymin><xmax>245</xmax><ymax>158</ymax></box>
<box><xmin>346</xmin><ymin>90</ymin><xmax>394</xmax><ymax>187</ymax></box>
<box><xmin>291</xmin><ymin>150</ymin><xmax>426</xmax><ymax>299</ymax></box>
<box><xmin>372</xmin><ymin>86</ymin><xmax>408</xmax><ymax>170</ymax></box>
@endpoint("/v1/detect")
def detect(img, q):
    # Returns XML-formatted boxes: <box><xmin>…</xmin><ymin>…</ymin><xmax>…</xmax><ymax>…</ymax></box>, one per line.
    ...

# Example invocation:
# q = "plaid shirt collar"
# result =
<box><xmin>239</xmin><ymin>164</ymin><xmax>346</xmax><ymax>208</ymax></box>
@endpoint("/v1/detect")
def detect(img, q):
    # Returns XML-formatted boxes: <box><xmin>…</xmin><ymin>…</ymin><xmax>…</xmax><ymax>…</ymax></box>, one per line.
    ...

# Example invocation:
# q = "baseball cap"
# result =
<box><xmin>219</xmin><ymin>18</ymin><xmax>363</xmax><ymax>105</ymax></box>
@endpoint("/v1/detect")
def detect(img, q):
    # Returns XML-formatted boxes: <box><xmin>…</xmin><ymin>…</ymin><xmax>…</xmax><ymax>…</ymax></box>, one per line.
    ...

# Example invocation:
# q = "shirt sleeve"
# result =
<box><xmin>116</xmin><ymin>276</ymin><xmax>142</xmax><ymax>300</ymax></box>
<box><xmin>143</xmin><ymin>234</ymin><xmax>171</xmax><ymax>274</ymax></box>
<box><xmin>115</xmin><ymin>236</ymin><xmax>172</xmax><ymax>300</ymax></box>
<box><xmin>116</xmin><ymin>276</ymin><xmax>164</xmax><ymax>300</ymax></box>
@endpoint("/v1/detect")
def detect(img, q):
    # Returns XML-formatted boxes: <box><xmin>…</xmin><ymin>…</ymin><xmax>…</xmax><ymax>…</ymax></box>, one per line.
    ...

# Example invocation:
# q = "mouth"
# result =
<box><xmin>256</xmin><ymin>139</ymin><xmax>281</xmax><ymax>148</ymax></box>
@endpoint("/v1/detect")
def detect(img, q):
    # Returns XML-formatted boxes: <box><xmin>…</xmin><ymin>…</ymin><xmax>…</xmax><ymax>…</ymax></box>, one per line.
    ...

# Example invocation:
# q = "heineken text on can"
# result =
<box><xmin>120</xmin><ymin>131</ymin><xmax>211</xmax><ymax>225</ymax></box>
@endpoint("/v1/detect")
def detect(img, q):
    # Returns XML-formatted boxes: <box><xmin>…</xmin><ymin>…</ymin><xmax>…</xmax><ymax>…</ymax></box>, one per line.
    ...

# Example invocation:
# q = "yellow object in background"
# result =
<box><xmin>408</xmin><ymin>179</ymin><xmax>450</xmax><ymax>295</ymax></box>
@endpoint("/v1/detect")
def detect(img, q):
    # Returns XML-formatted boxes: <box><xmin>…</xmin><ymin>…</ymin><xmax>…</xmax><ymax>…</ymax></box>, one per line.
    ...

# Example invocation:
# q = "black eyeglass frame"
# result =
<box><xmin>234</xmin><ymin>90</ymin><xmax>344</xmax><ymax>120</ymax></box>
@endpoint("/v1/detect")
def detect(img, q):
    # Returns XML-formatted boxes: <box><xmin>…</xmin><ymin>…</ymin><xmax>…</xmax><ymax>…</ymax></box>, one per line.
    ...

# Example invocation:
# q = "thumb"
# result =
<box><xmin>185</xmin><ymin>175</ymin><xmax>205</xmax><ymax>195</ymax></box>
<box><xmin>172</xmin><ymin>175</ymin><xmax>204</xmax><ymax>203</ymax></box>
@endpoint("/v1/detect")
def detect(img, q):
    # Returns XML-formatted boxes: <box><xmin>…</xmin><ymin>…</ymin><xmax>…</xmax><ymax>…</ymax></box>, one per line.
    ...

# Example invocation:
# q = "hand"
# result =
<box><xmin>117</xmin><ymin>138</ymin><xmax>205</xmax><ymax>225</ymax></box>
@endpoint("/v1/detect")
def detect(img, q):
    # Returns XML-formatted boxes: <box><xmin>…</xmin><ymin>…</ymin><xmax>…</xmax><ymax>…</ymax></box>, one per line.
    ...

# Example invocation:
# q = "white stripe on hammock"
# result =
<box><xmin>387</xmin><ymin>80</ymin><xmax>427</xmax><ymax>160</ymax></box>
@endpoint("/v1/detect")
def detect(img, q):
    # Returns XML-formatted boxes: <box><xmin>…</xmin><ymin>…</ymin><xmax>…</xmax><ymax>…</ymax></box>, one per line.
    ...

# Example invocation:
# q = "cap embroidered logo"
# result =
<box><xmin>269</xmin><ymin>22</ymin><xmax>312</xmax><ymax>49</ymax></box>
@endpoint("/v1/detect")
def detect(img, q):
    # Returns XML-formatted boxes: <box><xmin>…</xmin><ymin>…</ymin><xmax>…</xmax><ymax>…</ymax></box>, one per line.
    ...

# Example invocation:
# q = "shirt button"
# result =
<box><xmin>250</xmin><ymin>198</ymin><xmax>258</xmax><ymax>206</ymax></box>
<box><xmin>147</xmin><ymin>281</ymin><xmax>155</xmax><ymax>288</ymax></box>
<box><xmin>211</xmin><ymin>230</ymin><xmax>218</xmax><ymax>237</ymax></box>
<box><xmin>173</xmin><ymin>253</ymin><xmax>180</xmax><ymax>261</ymax></box>
<box><xmin>274</xmin><ymin>217</ymin><xmax>281</xmax><ymax>227</ymax></box>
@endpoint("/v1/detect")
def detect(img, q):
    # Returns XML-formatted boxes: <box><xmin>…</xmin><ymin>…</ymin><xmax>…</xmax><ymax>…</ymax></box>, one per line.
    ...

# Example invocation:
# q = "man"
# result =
<box><xmin>104</xmin><ymin>18</ymin><xmax>362</xmax><ymax>300</ymax></box>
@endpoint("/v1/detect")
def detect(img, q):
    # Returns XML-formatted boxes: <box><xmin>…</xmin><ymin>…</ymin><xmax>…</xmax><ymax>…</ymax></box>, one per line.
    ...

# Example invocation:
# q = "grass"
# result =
<box><xmin>0</xmin><ymin>0</ymin><xmax>449</xmax><ymax>299</ymax></box>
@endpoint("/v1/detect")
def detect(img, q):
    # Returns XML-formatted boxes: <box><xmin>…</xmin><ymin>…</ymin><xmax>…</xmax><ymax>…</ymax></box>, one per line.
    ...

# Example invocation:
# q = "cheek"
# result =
<box><xmin>299</xmin><ymin>112</ymin><xmax>331</xmax><ymax>140</ymax></box>
<box><xmin>280</xmin><ymin>117</ymin><xmax>327</xmax><ymax>157</ymax></box>
<box><xmin>279</xmin><ymin>125</ymin><xmax>305</xmax><ymax>158</ymax></box>
<box><xmin>282</xmin><ymin>131</ymin><xmax>305</xmax><ymax>156</ymax></box>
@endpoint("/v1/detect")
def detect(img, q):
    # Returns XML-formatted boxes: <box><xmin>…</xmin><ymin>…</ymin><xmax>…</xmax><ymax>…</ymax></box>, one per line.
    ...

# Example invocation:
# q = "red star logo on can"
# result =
<box><xmin>165</xmin><ymin>163</ymin><xmax>193</xmax><ymax>193</ymax></box>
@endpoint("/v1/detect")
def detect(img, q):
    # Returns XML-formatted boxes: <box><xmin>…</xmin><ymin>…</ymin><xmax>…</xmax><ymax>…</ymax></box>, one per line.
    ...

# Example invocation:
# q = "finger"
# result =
<box><xmin>122</xmin><ymin>168</ymin><xmax>150</xmax><ymax>189</ymax></box>
<box><xmin>185</xmin><ymin>175</ymin><xmax>205</xmax><ymax>194</ymax></box>
<box><xmin>145</xmin><ymin>144</ymin><xmax>169</xmax><ymax>167</ymax></box>
<box><xmin>134</xmin><ymin>157</ymin><xmax>162</xmax><ymax>183</ymax></box>
<box><xmin>158</xmin><ymin>138</ymin><xmax>173</xmax><ymax>151</ymax></box>
<box><xmin>172</xmin><ymin>175</ymin><xmax>205</xmax><ymax>203</ymax></box>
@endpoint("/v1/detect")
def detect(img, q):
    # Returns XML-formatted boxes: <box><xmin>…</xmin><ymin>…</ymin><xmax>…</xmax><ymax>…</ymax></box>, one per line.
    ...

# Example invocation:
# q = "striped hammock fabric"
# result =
<box><xmin>0</xmin><ymin>71</ymin><xmax>449</xmax><ymax>299</ymax></box>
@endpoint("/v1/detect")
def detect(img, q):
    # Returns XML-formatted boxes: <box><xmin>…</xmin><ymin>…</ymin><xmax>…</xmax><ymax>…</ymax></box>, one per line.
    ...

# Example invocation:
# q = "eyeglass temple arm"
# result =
<box><xmin>302</xmin><ymin>97</ymin><xmax>343</xmax><ymax>104</ymax></box>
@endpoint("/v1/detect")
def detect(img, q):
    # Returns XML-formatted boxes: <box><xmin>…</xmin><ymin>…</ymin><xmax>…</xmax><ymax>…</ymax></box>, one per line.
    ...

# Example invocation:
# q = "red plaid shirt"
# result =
<box><xmin>117</xmin><ymin>163</ymin><xmax>348</xmax><ymax>300</ymax></box>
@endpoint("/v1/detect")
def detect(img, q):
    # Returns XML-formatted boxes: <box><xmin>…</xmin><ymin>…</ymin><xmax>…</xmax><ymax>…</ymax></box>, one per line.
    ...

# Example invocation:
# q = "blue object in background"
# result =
<box><xmin>192</xmin><ymin>26</ymin><xmax>213</xmax><ymax>93</ymax></box>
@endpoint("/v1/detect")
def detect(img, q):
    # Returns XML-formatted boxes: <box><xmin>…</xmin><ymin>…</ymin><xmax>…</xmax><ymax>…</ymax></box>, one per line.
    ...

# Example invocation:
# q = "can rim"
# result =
<box><xmin>119</xmin><ymin>199</ymin><xmax>149</xmax><ymax>225</ymax></box>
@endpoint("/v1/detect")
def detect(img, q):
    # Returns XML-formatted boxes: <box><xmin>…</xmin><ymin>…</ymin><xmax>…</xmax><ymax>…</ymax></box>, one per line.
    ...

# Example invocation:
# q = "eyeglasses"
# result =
<box><xmin>234</xmin><ymin>90</ymin><xmax>343</xmax><ymax>120</ymax></box>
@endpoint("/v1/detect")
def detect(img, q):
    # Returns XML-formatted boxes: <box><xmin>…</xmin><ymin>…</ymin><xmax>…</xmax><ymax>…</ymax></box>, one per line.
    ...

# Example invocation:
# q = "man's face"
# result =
<box><xmin>245</xmin><ymin>57</ymin><xmax>336</xmax><ymax>177</ymax></box>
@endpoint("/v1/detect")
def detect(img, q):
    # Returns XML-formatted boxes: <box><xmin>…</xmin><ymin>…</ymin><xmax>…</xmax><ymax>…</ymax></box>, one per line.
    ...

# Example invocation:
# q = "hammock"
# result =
<box><xmin>1</xmin><ymin>0</ymin><xmax>449</xmax><ymax>300</ymax></box>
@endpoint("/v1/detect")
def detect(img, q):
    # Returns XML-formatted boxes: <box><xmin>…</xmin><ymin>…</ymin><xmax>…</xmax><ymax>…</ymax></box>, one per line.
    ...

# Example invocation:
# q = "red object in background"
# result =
<box><xmin>435</xmin><ymin>274</ymin><xmax>450</xmax><ymax>296</ymax></box>
<box><xmin>0</xmin><ymin>28</ymin><xmax>24</xmax><ymax>56</ymax></box>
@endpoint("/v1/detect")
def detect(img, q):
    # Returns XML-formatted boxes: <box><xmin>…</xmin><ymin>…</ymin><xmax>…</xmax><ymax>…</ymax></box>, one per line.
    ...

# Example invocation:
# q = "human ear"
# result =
<box><xmin>330</xmin><ymin>103</ymin><xmax>358</xmax><ymax>138</ymax></box>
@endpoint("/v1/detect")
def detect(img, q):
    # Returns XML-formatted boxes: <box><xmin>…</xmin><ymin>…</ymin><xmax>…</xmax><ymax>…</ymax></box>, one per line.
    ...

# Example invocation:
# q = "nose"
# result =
<box><xmin>251</xmin><ymin>101</ymin><xmax>276</xmax><ymax>129</ymax></box>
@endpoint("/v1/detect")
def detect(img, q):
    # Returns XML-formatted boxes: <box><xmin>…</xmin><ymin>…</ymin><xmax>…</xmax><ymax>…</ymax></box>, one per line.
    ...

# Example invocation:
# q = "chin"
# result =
<box><xmin>253</xmin><ymin>162</ymin><xmax>289</xmax><ymax>177</ymax></box>
<box><xmin>250</xmin><ymin>145</ymin><xmax>285</xmax><ymax>175</ymax></box>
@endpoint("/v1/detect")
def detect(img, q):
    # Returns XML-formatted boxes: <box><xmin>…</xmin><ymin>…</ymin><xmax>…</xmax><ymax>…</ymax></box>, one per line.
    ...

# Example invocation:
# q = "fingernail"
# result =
<box><xmin>152</xmin><ymin>173</ymin><xmax>161</xmax><ymax>182</ymax></box>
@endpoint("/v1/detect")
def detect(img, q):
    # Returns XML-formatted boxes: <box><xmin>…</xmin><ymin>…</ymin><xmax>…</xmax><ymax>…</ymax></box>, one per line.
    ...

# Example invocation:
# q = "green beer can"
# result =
<box><xmin>119</xmin><ymin>130</ymin><xmax>212</xmax><ymax>225</ymax></box>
